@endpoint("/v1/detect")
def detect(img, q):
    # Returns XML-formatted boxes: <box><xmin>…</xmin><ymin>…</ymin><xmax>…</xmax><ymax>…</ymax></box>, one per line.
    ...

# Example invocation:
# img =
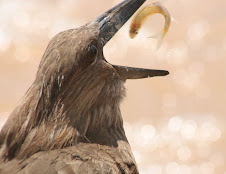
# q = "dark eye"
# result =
<box><xmin>88</xmin><ymin>45</ymin><xmax>98</xmax><ymax>57</ymax></box>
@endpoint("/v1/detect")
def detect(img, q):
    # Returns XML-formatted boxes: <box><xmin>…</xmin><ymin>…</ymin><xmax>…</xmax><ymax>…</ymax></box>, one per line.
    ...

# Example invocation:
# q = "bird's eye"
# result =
<box><xmin>88</xmin><ymin>45</ymin><xmax>98</xmax><ymax>57</ymax></box>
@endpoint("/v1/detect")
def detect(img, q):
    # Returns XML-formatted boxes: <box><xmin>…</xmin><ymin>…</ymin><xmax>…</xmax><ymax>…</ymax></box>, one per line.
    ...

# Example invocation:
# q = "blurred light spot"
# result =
<box><xmin>179</xmin><ymin>165</ymin><xmax>191</xmax><ymax>174</ymax></box>
<box><xmin>131</xmin><ymin>125</ymin><xmax>144</xmax><ymax>146</ymax></box>
<box><xmin>166</xmin><ymin>162</ymin><xmax>179</xmax><ymax>174</ymax></box>
<box><xmin>191</xmin><ymin>165</ymin><xmax>201</xmax><ymax>174</ymax></box>
<box><xmin>13</xmin><ymin>12</ymin><xmax>31</xmax><ymax>29</ymax></box>
<box><xmin>198</xmin><ymin>122</ymin><xmax>221</xmax><ymax>142</ymax></box>
<box><xmin>187</xmin><ymin>20</ymin><xmax>210</xmax><ymax>41</ymax></box>
<box><xmin>152</xmin><ymin>135</ymin><xmax>163</xmax><ymax>148</ymax></box>
<box><xmin>168</xmin><ymin>116</ymin><xmax>183</xmax><ymax>132</ymax></box>
<box><xmin>139</xmin><ymin>170</ymin><xmax>147</xmax><ymax>174</ymax></box>
<box><xmin>0</xmin><ymin>29</ymin><xmax>12</xmax><ymax>51</ymax></box>
<box><xmin>160</xmin><ymin>127</ymin><xmax>174</xmax><ymax>142</ymax></box>
<box><xmin>200</xmin><ymin>162</ymin><xmax>215</xmax><ymax>174</ymax></box>
<box><xmin>180</xmin><ymin>120</ymin><xmax>197</xmax><ymax>139</ymax></box>
<box><xmin>147</xmin><ymin>164</ymin><xmax>162</xmax><ymax>174</ymax></box>
<box><xmin>177</xmin><ymin>146</ymin><xmax>191</xmax><ymax>161</ymax></box>
<box><xmin>140</xmin><ymin>124</ymin><xmax>156</xmax><ymax>144</ymax></box>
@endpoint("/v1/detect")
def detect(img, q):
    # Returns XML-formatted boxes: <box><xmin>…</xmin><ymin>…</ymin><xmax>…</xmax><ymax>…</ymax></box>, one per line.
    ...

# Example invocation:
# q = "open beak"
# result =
<box><xmin>95</xmin><ymin>0</ymin><xmax>169</xmax><ymax>80</ymax></box>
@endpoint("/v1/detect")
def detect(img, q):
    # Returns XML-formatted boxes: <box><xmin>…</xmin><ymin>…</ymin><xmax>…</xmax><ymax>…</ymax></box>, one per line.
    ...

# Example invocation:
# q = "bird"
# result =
<box><xmin>0</xmin><ymin>0</ymin><xmax>169</xmax><ymax>173</ymax></box>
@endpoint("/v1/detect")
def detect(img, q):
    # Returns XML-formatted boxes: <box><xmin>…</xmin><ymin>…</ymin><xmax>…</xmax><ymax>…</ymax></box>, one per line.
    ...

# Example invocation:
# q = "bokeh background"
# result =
<box><xmin>0</xmin><ymin>0</ymin><xmax>225</xmax><ymax>173</ymax></box>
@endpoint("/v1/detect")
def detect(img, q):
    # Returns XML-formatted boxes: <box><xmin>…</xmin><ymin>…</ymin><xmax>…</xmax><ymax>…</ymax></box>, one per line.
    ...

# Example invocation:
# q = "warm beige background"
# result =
<box><xmin>0</xmin><ymin>0</ymin><xmax>225</xmax><ymax>173</ymax></box>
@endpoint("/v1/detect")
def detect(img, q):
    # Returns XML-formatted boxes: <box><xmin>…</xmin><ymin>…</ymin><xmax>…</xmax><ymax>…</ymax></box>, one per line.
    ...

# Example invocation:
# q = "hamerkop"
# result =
<box><xmin>0</xmin><ymin>0</ymin><xmax>168</xmax><ymax>173</ymax></box>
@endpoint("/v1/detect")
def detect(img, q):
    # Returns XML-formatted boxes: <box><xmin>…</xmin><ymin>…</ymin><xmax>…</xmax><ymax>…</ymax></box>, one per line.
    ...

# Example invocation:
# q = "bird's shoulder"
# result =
<box><xmin>0</xmin><ymin>142</ymin><xmax>138</xmax><ymax>174</ymax></box>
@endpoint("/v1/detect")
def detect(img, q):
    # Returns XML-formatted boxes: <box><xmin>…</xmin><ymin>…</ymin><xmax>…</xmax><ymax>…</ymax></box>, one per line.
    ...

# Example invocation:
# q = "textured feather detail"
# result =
<box><xmin>0</xmin><ymin>142</ymin><xmax>138</xmax><ymax>174</ymax></box>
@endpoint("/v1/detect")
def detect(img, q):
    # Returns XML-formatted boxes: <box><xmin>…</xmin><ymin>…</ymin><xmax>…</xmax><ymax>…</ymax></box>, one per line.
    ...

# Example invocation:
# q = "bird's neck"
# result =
<box><xmin>76</xmin><ymin>100</ymin><xmax>128</xmax><ymax>147</ymax></box>
<box><xmin>0</xmin><ymin>67</ymin><xmax>129</xmax><ymax>160</ymax></box>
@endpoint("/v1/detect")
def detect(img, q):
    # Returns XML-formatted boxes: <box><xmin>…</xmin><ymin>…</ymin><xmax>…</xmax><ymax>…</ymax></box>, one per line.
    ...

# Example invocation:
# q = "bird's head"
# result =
<box><xmin>37</xmin><ymin>0</ymin><xmax>169</xmax><ymax>85</ymax></box>
<box><xmin>33</xmin><ymin>0</ymin><xmax>169</xmax><ymax>131</ymax></box>
<box><xmin>28</xmin><ymin>0</ymin><xmax>170</xmax><ymax>149</ymax></box>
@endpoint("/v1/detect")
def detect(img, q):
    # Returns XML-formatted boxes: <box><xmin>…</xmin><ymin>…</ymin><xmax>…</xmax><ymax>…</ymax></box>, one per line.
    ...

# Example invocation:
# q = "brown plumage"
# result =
<box><xmin>0</xmin><ymin>0</ymin><xmax>169</xmax><ymax>173</ymax></box>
